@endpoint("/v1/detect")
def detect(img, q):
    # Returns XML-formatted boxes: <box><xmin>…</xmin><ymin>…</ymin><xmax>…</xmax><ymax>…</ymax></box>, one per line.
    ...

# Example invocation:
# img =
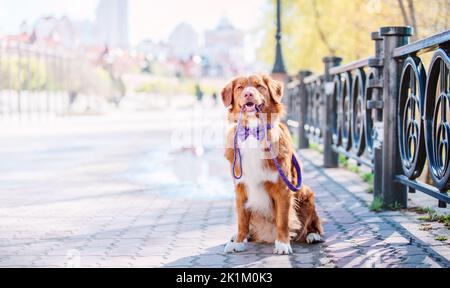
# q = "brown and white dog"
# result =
<box><xmin>222</xmin><ymin>74</ymin><xmax>323</xmax><ymax>254</ymax></box>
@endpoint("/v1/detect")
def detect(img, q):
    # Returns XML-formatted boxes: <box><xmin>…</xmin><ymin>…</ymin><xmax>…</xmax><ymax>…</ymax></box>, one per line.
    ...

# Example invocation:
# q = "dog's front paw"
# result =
<box><xmin>224</xmin><ymin>241</ymin><xmax>246</xmax><ymax>253</ymax></box>
<box><xmin>273</xmin><ymin>240</ymin><xmax>292</xmax><ymax>255</ymax></box>
<box><xmin>306</xmin><ymin>233</ymin><xmax>323</xmax><ymax>244</ymax></box>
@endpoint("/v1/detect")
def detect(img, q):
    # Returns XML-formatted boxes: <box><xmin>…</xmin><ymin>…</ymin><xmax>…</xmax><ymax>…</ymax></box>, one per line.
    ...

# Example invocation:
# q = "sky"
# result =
<box><xmin>0</xmin><ymin>0</ymin><xmax>269</xmax><ymax>46</ymax></box>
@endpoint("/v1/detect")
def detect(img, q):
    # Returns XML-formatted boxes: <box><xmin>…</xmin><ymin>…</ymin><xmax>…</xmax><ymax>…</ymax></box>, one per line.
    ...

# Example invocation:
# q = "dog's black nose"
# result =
<box><xmin>244</xmin><ymin>91</ymin><xmax>254</xmax><ymax>99</ymax></box>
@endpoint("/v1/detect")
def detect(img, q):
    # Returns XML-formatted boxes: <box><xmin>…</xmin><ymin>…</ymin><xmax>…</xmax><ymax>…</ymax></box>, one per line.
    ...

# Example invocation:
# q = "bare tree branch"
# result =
<box><xmin>311</xmin><ymin>0</ymin><xmax>336</xmax><ymax>56</ymax></box>
<box><xmin>432</xmin><ymin>0</ymin><xmax>442</xmax><ymax>30</ymax></box>
<box><xmin>407</xmin><ymin>0</ymin><xmax>418</xmax><ymax>39</ymax></box>
<box><xmin>445</xmin><ymin>0</ymin><xmax>449</xmax><ymax>30</ymax></box>
<box><xmin>397</xmin><ymin>0</ymin><xmax>410</xmax><ymax>26</ymax></box>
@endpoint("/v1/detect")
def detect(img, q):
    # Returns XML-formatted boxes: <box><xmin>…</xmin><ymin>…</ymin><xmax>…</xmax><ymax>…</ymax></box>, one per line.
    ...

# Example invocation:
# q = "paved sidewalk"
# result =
<box><xmin>0</xmin><ymin>110</ymin><xmax>449</xmax><ymax>267</ymax></box>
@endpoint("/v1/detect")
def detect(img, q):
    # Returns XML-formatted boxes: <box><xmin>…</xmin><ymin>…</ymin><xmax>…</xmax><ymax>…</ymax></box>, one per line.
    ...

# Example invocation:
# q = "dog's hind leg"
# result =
<box><xmin>294</xmin><ymin>185</ymin><xmax>324</xmax><ymax>243</ymax></box>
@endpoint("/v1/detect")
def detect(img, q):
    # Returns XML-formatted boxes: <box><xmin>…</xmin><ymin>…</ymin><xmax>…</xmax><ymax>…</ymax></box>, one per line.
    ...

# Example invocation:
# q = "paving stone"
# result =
<box><xmin>292</xmin><ymin>253</ymin><xmax>315</xmax><ymax>264</ymax></box>
<box><xmin>333</xmin><ymin>253</ymin><xmax>390</xmax><ymax>268</ymax></box>
<box><xmin>97</xmin><ymin>256</ymin><xmax>134</xmax><ymax>268</ymax></box>
<box><xmin>260</xmin><ymin>255</ymin><xmax>293</xmax><ymax>268</ymax></box>
<box><xmin>325</xmin><ymin>241</ymin><xmax>355</xmax><ymax>251</ymax></box>
<box><xmin>380</xmin><ymin>235</ymin><xmax>410</xmax><ymax>245</ymax></box>
<box><xmin>328</xmin><ymin>248</ymin><xmax>360</xmax><ymax>259</ymax></box>
<box><xmin>164</xmin><ymin>256</ymin><xmax>197</xmax><ymax>267</ymax></box>
<box><xmin>129</xmin><ymin>256</ymin><xmax>164</xmax><ymax>268</ymax></box>
<box><xmin>195</xmin><ymin>254</ymin><xmax>228</xmax><ymax>267</ymax></box>
<box><xmin>137</xmin><ymin>245</ymin><xmax>170</xmax><ymax>256</ymax></box>
<box><xmin>225</xmin><ymin>254</ymin><xmax>263</xmax><ymax>266</ymax></box>
<box><xmin>293</xmin><ymin>262</ymin><xmax>315</xmax><ymax>268</ymax></box>
<box><xmin>31</xmin><ymin>255</ymin><xmax>71</xmax><ymax>267</ymax></box>
<box><xmin>0</xmin><ymin>256</ymin><xmax>40</xmax><ymax>267</ymax></box>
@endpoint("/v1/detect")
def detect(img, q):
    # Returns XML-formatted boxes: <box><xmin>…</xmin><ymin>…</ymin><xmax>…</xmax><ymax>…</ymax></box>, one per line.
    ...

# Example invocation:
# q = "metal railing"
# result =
<box><xmin>0</xmin><ymin>42</ymin><xmax>123</xmax><ymax>120</ymax></box>
<box><xmin>0</xmin><ymin>43</ymin><xmax>74</xmax><ymax>118</ymax></box>
<box><xmin>286</xmin><ymin>26</ymin><xmax>450</xmax><ymax>208</ymax></box>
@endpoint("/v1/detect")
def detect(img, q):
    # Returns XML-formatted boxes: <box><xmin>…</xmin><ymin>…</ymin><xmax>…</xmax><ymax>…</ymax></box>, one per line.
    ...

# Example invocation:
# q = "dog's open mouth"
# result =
<box><xmin>243</xmin><ymin>101</ymin><xmax>265</xmax><ymax>113</ymax></box>
<box><xmin>244</xmin><ymin>102</ymin><xmax>256</xmax><ymax>112</ymax></box>
<box><xmin>245</xmin><ymin>102</ymin><xmax>256</xmax><ymax>112</ymax></box>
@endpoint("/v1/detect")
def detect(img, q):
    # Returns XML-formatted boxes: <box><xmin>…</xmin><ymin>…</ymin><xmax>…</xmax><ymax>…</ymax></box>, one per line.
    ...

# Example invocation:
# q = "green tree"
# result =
<box><xmin>258</xmin><ymin>0</ymin><xmax>450</xmax><ymax>74</ymax></box>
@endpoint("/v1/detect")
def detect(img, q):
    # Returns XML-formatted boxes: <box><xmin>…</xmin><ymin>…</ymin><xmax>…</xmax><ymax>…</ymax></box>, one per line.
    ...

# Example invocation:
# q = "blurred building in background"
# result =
<box><xmin>134</xmin><ymin>17</ymin><xmax>245</xmax><ymax>78</ymax></box>
<box><xmin>2</xmin><ymin>0</ymin><xmax>130</xmax><ymax>51</ymax></box>
<box><xmin>168</xmin><ymin>23</ymin><xmax>199</xmax><ymax>61</ymax></box>
<box><xmin>202</xmin><ymin>17</ymin><xmax>244</xmax><ymax>77</ymax></box>
<box><xmin>0</xmin><ymin>1</ymin><xmax>248</xmax><ymax>79</ymax></box>
<box><xmin>72</xmin><ymin>20</ymin><xmax>99</xmax><ymax>47</ymax></box>
<box><xmin>136</xmin><ymin>40</ymin><xmax>169</xmax><ymax>62</ymax></box>
<box><xmin>32</xmin><ymin>16</ymin><xmax>77</xmax><ymax>48</ymax></box>
<box><xmin>96</xmin><ymin>0</ymin><xmax>129</xmax><ymax>49</ymax></box>
<box><xmin>3</xmin><ymin>16</ymin><xmax>77</xmax><ymax>49</ymax></box>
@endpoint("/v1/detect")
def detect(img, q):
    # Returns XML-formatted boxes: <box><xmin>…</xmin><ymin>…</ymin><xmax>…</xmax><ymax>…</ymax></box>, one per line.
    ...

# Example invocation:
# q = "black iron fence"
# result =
<box><xmin>0</xmin><ymin>43</ymin><xmax>75</xmax><ymax>118</ymax></box>
<box><xmin>286</xmin><ymin>26</ymin><xmax>450</xmax><ymax>209</ymax></box>
<box><xmin>0</xmin><ymin>42</ymin><xmax>124</xmax><ymax>120</ymax></box>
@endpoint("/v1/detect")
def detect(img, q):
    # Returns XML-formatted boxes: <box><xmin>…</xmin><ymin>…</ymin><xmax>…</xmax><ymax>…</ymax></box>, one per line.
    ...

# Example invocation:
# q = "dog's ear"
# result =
<box><xmin>263</xmin><ymin>75</ymin><xmax>283</xmax><ymax>104</ymax></box>
<box><xmin>221</xmin><ymin>79</ymin><xmax>235</xmax><ymax>109</ymax></box>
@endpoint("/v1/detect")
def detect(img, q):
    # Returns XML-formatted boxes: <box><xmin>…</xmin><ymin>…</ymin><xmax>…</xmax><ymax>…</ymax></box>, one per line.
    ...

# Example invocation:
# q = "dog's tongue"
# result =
<box><xmin>244</xmin><ymin>102</ymin><xmax>256</xmax><ymax>112</ymax></box>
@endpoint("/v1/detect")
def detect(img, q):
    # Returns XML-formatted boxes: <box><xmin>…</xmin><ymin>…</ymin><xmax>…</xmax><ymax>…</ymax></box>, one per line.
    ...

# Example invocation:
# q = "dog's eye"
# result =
<box><xmin>256</xmin><ymin>84</ymin><xmax>265</xmax><ymax>90</ymax></box>
<box><xmin>236</xmin><ymin>86</ymin><xmax>243</xmax><ymax>90</ymax></box>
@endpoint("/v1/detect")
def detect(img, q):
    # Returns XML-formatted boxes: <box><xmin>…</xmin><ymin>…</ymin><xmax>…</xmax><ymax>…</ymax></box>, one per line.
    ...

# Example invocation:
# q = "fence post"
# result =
<box><xmin>369</xmin><ymin>31</ymin><xmax>384</xmax><ymax>201</ymax></box>
<box><xmin>322</xmin><ymin>57</ymin><xmax>342</xmax><ymax>168</ymax></box>
<box><xmin>17</xmin><ymin>43</ymin><xmax>22</xmax><ymax>114</ymax></box>
<box><xmin>379</xmin><ymin>26</ymin><xmax>413</xmax><ymax>208</ymax></box>
<box><xmin>298</xmin><ymin>70</ymin><xmax>312</xmax><ymax>149</ymax></box>
<box><xmin>0</xmin><ymin>44</ymin><xmax>2</xmax><ymax>118</ymax></box>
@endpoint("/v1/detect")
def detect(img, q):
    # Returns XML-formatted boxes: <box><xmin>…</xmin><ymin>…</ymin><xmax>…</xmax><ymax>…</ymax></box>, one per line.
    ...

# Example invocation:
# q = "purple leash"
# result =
<box><xmin>232</xmin><ymin>109</ymin><xmax>244</xmax><ymax>179</ymax></box>
<box><xmin>231</xmin><ymin>107</ymin><xmax>302</xmax><ymax>192</ymax></box>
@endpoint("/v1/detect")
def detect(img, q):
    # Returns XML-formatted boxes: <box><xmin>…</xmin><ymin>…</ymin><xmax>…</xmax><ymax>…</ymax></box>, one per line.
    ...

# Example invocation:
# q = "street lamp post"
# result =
<box><xmin>272</xmin><ymin>0</ymin><xmax>286</xmax><ymax>79</ymax></box>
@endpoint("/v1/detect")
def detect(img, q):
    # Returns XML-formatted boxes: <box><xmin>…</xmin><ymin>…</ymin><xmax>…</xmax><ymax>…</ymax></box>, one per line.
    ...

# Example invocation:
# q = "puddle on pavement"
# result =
<box><xmin>125</xmin><ymin>146</ymin><xmax>234</xmax><ymax>200</ymax></box>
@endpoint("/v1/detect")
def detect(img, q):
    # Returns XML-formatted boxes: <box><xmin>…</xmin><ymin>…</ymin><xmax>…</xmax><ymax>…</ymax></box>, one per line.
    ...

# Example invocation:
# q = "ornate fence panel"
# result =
<box><xmin>304</xmin><ymin>75</ymin><xmax>324</xmax><ymax>145</ymax></box>
<box><xmin>329</xmin><ymin>57</ymin><xmax>374</xmax><ymax>168</ymax></box>
<box><xmin>0</xmin><ymin>41</ymin><xmax>120</xmax><ymax>120</ymax></box>
<box><xmin>285</xmin><ymin>26</ymin><xmax>450</xmax><ymax>208</ymax></box>
<box><xmin>0</xmin><ymin>43</ymin><xmax>74</xmax><ymax>118</ymax></box>
<box><xmin>393</xmin><ymin>30</ymin><xmax>450</xmax><ymax>207</ymax></box>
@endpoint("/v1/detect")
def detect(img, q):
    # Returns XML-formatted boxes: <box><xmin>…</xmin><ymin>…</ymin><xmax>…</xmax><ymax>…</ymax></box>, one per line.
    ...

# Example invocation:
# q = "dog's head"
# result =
<box><xmin>221</xmin><ymin>74</ymin><xmax>284</xmax><ymax>119</ymax></box>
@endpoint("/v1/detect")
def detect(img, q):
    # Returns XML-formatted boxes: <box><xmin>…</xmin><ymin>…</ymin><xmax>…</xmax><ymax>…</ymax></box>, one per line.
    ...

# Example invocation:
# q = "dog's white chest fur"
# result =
<box><xmin>236</xmin><ymin>117</ymin><xmax>278</xmax><ymax>216</ymax></box>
